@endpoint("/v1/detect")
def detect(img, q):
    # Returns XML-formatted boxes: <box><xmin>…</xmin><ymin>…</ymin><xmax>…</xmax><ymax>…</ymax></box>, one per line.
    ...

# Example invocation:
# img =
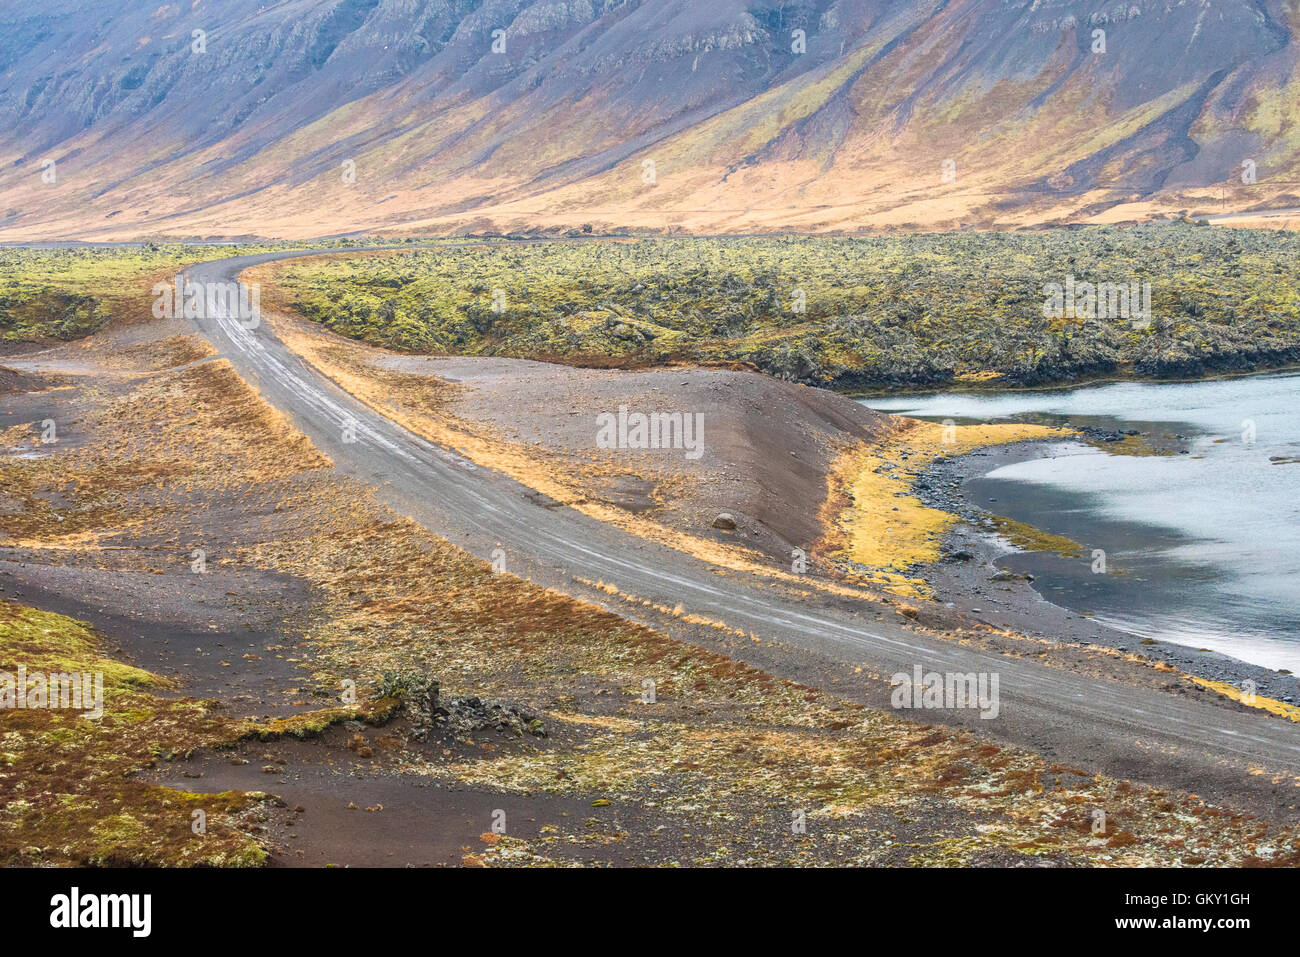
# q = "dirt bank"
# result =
<box><xmin>377</xmin><ymin>353</ymin><xmax>888</xmax><ymax>565</ymax></box>
<box><xmin>0</xmin><ymin>364</ymin><xmax>57</xmax><ymax>396</ymax></box>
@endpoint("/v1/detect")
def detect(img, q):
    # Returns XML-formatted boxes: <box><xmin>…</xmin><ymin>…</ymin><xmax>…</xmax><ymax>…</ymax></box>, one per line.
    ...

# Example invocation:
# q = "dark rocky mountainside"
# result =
<box><xmin>0</xmin><ymin>0</ymin><xmax>1297</xmax><ymax>237</ymax></box>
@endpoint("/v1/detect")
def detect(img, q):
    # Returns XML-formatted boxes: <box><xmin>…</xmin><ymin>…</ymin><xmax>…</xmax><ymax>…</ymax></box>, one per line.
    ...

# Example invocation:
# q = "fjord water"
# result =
<box><xmin>861</xmin><ymin>373</ymin><xmax>1300</xmax><ymax>672</ymax></box>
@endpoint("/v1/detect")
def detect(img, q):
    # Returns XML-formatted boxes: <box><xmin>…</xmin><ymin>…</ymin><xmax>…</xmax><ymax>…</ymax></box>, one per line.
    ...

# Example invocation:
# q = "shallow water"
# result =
<box><xmin>861</xmin><ymin>373</ymin><xmax>1300</xmax><ymax>672</ymax></box>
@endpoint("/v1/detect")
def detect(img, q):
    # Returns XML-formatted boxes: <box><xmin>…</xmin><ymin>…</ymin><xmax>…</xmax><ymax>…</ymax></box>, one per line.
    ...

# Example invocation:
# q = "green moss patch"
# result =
<box><xmin>259</xmin><ymin>226</ymin><xmax>1300</xmax><ymax>388</ymax></box>
<box><xmin>0</xmin><ymin>600</ymin><xmax>272</xmax><ymax>866</ymax></box>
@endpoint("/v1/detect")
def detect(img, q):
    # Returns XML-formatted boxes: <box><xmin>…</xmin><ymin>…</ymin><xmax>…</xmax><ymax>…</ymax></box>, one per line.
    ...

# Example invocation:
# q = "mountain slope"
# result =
<box><xmin>1</xmin><ymin>0</ymin><xmax>1298</xmax><ymax>239</ymax></box>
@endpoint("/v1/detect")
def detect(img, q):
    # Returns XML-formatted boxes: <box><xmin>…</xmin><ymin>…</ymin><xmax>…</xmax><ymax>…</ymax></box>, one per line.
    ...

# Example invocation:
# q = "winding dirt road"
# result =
<box><xmin>184</xmin><ymin>248</ymin><xmax>1300</xmax><ymax>822</ymax></box>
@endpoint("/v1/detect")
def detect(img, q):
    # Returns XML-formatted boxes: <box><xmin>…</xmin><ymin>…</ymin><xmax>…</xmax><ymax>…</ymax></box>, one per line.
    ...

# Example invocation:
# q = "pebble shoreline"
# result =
<box><xmin>913</xmin><ymin>435</ymin><xmax>1300</xmax><ymax>706</ymax></box>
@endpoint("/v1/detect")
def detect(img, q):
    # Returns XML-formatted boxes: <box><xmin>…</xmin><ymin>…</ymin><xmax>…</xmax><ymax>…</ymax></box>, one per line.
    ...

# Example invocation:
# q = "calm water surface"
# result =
<box><xmin>861</xmin><ymin>373</ymin><xmax>1300</xmax><ymax>671</ymax></box>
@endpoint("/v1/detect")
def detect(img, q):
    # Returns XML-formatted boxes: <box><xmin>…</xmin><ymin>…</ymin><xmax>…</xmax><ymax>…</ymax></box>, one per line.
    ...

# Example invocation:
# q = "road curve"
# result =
<box><xmin>183</xmin><ymin>247</ymin><xmax>1300</xmax><ymax>822</ymax></box>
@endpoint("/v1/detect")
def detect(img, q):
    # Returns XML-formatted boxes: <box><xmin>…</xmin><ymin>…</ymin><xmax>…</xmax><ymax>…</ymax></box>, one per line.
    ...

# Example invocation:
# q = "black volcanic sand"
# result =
<box><xmin>150</xmin><ymin>717</ymin><xmax>1040</xmax><ymax>868</ymax></box>
<box><xmin>913</xmin><ymin>438</ymin><xmax>1300</xmax><ymax>705</ymax></box>
<box><xmin>0</xmin><ymin>560</ymin><xmax>315</xmax><ymax>719</ymax></box>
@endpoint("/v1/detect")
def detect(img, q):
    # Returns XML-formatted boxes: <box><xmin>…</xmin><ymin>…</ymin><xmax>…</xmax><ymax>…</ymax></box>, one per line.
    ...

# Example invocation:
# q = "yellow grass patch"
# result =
<box><xmin>827</xmin><ymin>418</ymin><xmax>1065</xmax><ymax>593</ymax></box>
<box><xmin>1191</xmin><ymin>677</ymin><xmax>1300</xmax><ymax>723</ymax></box>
